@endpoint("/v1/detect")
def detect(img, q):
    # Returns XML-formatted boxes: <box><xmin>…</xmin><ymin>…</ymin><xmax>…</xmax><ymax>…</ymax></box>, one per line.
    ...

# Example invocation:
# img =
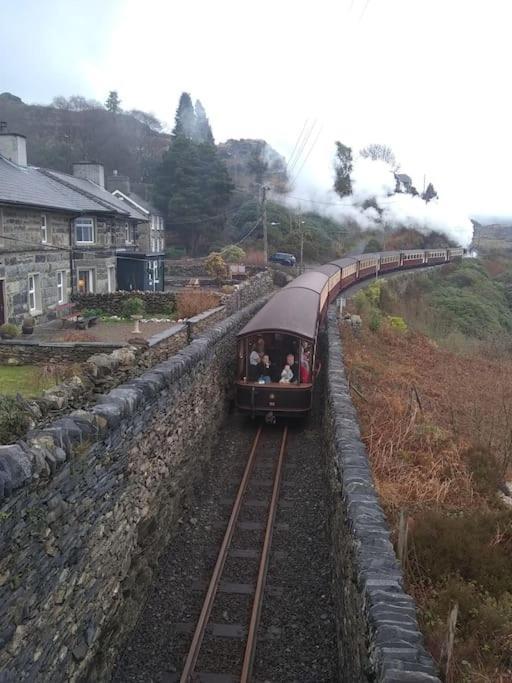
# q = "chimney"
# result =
<box><xmin>106</xmin><ymin>169</ymin><xmax>131</xmax><ymax>195</ymax></box>
<box><xmin>0</xmin><ymin>133</ymin><xmax>27</xmax><ymax>166</ymax></box>
<box><xmin>72</xmin><ymin>161</ymin><xmax>105</xmax><ymax>188</ymax></box>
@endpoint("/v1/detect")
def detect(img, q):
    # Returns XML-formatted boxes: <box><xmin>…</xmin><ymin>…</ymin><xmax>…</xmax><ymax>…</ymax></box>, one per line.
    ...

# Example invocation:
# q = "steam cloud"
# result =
<box><xmin>284</xmin><ymin>154</ymin><xmax>473</xmax><ymax>247</ymax></box>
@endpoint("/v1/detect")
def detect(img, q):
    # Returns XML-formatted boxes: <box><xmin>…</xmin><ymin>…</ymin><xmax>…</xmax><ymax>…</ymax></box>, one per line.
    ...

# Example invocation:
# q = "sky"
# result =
<box><xmin>2</xmin><ymin>0</ymin><xmax>512</xmax><ymax>240</ymax></box>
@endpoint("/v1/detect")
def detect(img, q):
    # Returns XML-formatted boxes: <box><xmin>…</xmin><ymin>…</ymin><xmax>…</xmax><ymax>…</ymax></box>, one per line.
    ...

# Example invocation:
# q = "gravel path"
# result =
<box><xmin>111</xmin><ymin>413</ymin><xmax>337</xmax><ymax>682</ymax></box>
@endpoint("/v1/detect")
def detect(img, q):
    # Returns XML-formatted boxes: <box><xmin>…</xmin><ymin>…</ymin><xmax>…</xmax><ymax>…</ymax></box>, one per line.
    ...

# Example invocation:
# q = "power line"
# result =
<box><xmin>288</xmin><ymin>120</ymin><xmax>318</xmax><ymax>178</ymax></box>
<box><xmin>286</xmin><ymin>119</ymin><xmax>309</xmax><ymax>175</ymax></box>
<box><xmin>290</xmin><ymin>125</ymin><xmax>323</xmax><ymax>187</ymax></box>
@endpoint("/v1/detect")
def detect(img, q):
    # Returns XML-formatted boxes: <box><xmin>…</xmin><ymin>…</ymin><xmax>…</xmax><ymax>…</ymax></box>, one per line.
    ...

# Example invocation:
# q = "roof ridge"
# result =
<box><xmin>38</xmin><ymin>168</ymin><xmax>129</xmax><ymax>216</ymax></box>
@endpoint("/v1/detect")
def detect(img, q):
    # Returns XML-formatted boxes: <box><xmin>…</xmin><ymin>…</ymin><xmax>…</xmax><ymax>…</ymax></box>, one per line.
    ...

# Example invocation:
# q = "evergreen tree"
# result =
<box><xmin>333</xmin><ymin>142</ymin><xmax>353</xmax><ymax>197</ymax></box>
<box><xmin>172</xmin><ymin>92</ymin><xmax>196</xmax><ymax>139</ymax></box>
<box><xmin>422</xmin><ymin>182</ymin><xmax>438</xmax><ymax>203</ymax></box>
<box><xmin>194</xmin><ymin>99</ymin><xmax>214</xmax><ymax>144</ymax></box>
<box><xmin>105</xmin><ymin>90</ymin><xmax>121</xmax><ymax>113</ymax></box>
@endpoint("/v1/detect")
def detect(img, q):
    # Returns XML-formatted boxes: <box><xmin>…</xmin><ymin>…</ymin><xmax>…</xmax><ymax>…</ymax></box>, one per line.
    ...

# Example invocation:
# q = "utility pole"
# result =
<box><xmin>260</xmin><ymin>185</ymin><xmax>270</xmax><ymax>265</ymax></box>
<box><xmin>299</xmin><ymin>214</ymin><xmax>304</xmax><ymax>273</ymax></box>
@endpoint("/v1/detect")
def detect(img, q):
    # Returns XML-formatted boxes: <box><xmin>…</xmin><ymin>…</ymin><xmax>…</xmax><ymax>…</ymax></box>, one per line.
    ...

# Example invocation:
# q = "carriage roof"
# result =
<box><xmin>237</xmin><ymin>287</ymin><xmax>319</xmax><ymax>341</ymax></box>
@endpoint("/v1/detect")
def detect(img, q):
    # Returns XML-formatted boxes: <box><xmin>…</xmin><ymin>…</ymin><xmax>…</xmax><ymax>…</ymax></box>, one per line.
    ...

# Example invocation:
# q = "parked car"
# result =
<box><xmin>269</xmin><ymin>252</ymin><xmax>297</xmax><ymax>267</ymax></box>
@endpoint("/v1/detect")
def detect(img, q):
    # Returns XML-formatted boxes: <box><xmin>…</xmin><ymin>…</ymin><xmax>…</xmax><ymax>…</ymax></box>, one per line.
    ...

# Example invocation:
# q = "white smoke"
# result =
<box><xmin>281</xmin><ymin>153</ymin><xmax>474</xmax><ymax>247</ymax></box>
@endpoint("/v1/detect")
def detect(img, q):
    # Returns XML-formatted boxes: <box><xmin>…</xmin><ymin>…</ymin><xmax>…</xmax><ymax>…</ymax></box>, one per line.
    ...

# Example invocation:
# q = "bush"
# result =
<box><xmin>120</xmin><ymin>297</ymin><xmax>145</xmax><ymax>319</ymax></box>
<box><xmin>464</xmin><ymin>447</ymin><xmax>502</xmax><ymax>497</ymax></box>
<box><xmin>0</xmin><ymin>323</ymin><xmax>19</xmax><ymax>338</ymax></box>
<box><xmin>220</xmin><ymin>245</ymin><xmax>246</xmax><ymax>263</ymax></box>
<box><xmin>369</xmin><ymin>311</ymin><xmax>381</xmax><ymax>332</ymax></box>
<box><xmin>409</xmin><ymin>509</ymin><xmax>512</xmax><ymax>597</ymax></box>
<box><xmin>176</xmin><ymin>290</ymin><xmax>221</xmax><ymax>318</ymax></box>
<box><xmin>387</xmin><ymin>316</ymin><xmax>408</xmax><ymax>333</ymax></box>
<box><xmin>81</xmin><ymin>308</ymin><xmax>104</xmax><ymax>318</ymax></box>
<box><xmin>0</xmin><ymin>395</ymin><xmax>32</xmax><ymax>444</ymax></box>
<box><xmin>205</xmin><ymin>252</ymin><xmax>227</xmax><ymax>281</ymax></box>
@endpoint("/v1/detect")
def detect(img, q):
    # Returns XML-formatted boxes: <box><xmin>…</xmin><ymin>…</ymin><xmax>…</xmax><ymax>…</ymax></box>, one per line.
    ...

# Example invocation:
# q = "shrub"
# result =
<box><xmin>81</xmin><ymin>307</ymin><xmax>104</xmax><ymax>318</ymax></box>
<box><xmin>221</xmin><ymin>245</ymin><xmax>246</xmax><ymax>263</ymax></box>
<box><xmin>387</xmin><ymin>316</ymin><xmax>408</xmax><ymax>333</ymax></box>
<box><xmin>0</xmin><ymin>323</ymin><xmax>20</xmax><ymax>338</ymax></box>
<box><xmin>120</xmin><ymin>297</ymin><xmax>145</xmax><ymax>318</ymax></box>
<box><xmin>409</xmin><ymin>509</ymin><xmax>512</xmax><ymax>597</ymax></box>
<box><xmin>464</xmin><ymin>447</ymin><xmax>502</xmax><ymax>497</ymax></box>
<box><xmin>0</xmin><ymin>395</ymin><xmax>32</xmax><ymax>444</ymax></box>
<box><xmin>369</xmin><ymin>311</ymin><xmax>381</xmax><ymax>332</ymax></box>
<box><xmin>176</xmin><ymin>290</ymin><xmax>221</xmax><ymax>318</ymax></box>
<box><xmin>205</xmin><ymin>252</ymin><xmax>227</xmax><ymax>281</ymax></box>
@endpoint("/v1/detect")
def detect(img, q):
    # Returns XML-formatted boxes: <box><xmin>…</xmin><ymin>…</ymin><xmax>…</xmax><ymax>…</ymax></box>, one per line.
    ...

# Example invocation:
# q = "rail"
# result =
<box><xmin>179</xmin><ymin>425</ymin><xmax>288</xmax><ymax>682</ymax></box>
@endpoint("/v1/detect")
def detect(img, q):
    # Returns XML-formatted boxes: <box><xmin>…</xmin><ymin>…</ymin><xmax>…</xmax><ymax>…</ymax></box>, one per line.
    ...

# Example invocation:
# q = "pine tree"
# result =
<box><xmin>422</xmin><ymin>182</ymin><xmax>438</xmax><ymax>203</ymax></box>
<box><xmin>333</xmin><ymin>142</ymin><xmax>353</xmax><ymax>197</ymax></box>
<box><xmin>172</xmin><ymin>92</ymin><xmax>196</xmax><ymax>140</ymax></box>
<box><xmin>194</xmin><ymin>100</ymin><xmax>214</xmax><ymax>144</ymax></box>
<box><xmin>105</xmin><ymin>90</ymin><xmax>121</xmax><ymax>113</ymax></box>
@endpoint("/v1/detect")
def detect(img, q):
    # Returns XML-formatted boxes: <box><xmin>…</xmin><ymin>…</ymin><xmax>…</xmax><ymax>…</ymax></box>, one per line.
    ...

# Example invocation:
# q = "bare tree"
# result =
<box><xmin>360</xmin><ymin>143</ymin><xmax>398</xmax><ymax>170</ymax></box>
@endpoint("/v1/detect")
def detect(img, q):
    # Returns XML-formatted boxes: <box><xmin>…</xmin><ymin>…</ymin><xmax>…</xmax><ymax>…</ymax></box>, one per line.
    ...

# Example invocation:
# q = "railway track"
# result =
<box><xmin>178</xmin><ymin>425</ymin><xmax>288</xmax><ymax>683</ymax></box>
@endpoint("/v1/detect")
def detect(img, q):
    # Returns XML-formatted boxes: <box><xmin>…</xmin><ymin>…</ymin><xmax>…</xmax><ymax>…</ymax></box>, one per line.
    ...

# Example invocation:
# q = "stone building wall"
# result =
<box><xmin>325</xmin><ymin>308</ymin><xmax>441</xmax><ymax>683</ymax></box>
<box><xmin>0</xmin><ymin>297</ymin><xmax>267</xmax><ymax>682</ymax></box>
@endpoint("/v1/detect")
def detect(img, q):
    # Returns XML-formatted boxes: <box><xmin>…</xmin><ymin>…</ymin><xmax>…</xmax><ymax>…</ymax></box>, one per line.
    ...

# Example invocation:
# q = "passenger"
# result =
<box><xmin>280</xmin><ymin>364</ymin><xmax>293</xmax><ymax>383</ymax></box>
<box><xmin>285</xmin><ymin>353</ymin><xmax>299</xmax><ymax>383</ymax></box>
<box><xmin>258</xmin><ymin>354</ymin><xmax>272</xmax><ymax>384</ymax></box>
<box><xmin>300</xmin><ymin>349</ymin><xmax>311</xmax><ymax>383</ymax></box>
<box><xmin>249</xmin><ymin>338</ymin><xmax>265</xmax><ymax>380</ymax></box>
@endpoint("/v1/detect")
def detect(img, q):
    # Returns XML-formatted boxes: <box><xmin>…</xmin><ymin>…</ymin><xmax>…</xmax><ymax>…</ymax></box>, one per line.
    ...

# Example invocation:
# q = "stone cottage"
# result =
<box><xmin>0</xmin><ymin>132</ymin><xmax>153</xmax><ymax>325</ymax></box>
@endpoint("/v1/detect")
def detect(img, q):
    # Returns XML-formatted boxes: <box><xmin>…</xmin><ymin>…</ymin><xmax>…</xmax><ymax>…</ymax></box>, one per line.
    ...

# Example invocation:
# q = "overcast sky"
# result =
<box><xmin>2</xmin><ymin>0</ymin><xmax>511</xmax><ymax>223</ymax></box>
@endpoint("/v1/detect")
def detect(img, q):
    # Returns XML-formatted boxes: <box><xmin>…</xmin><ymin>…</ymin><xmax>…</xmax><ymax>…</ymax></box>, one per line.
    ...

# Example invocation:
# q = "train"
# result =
<box><xmin>235</xmin><ymin>247</ymin><xmax>465</xmax><ymax>421</ymax></box>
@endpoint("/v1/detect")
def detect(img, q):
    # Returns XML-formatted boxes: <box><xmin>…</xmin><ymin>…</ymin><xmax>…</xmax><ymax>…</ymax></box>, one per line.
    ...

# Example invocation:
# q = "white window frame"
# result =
<box><xmin>75</xmin><ymin>217</ymin><xmax>95</xmax><ymax>244</ymax></box>
<box><xmin>56</xmin><ymin>270</ymin><xmax>67</xmax><ymax>304</ymax></box>
<box><xmin>107</xmin><ymin>265</ymin><xmax>116</xmax><ymax>293</ymax></box>
<box><xmin>153</xmin><ymin>260</ymin><xmax>160</xmax><ymax>285</ymax></box>
<box><xmin>41</xmin><ymin>214</ymin><xmax>47</xmax><ymax>244</ymax></box>
<box><xmin>77</xmin><ymin>268</ymin><xmax>95</xmax><ymax>294</ymax></box>
<box><xmin>28</xmin><ymin>273</ymin><xmax>41</xmax><ymax>314</ymax></box>
<box><xmin>125</xmin><ymin>222</ymin><xmax>134</xmax><ymax>245</ymax></box>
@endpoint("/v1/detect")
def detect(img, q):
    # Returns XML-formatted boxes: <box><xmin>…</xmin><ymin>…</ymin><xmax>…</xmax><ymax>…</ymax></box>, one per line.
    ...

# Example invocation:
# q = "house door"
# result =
<box><xmin>0</xmin><ymin>281</ymin><xmax>5</xmax><ymax>325</ymax></box>
<box><xmin>78</xmin><ymin>269</ymin><xmax>94</xmax><ymax>294</ymax></box>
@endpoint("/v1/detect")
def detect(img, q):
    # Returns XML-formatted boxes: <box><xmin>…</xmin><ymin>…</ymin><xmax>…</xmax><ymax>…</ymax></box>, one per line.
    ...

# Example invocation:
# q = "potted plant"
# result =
<box><xmin>22</xmin><ymin>315</ymin><xmax>35</xmax><ymax>335</ymax></box>
<box><xmin>0</xmin><ymin>323</ymin><xmax>20</xmax><ymax>340</ymax></box>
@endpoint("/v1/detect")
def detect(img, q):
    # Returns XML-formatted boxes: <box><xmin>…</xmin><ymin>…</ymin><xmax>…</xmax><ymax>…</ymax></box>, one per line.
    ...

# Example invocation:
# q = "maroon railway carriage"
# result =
<box><xmin>315</xmin><ymin>263</ymin><xmax>342</xmax><ymax>299</ymax></box>
<box><xmin>426</xmin><ymin>249</ymin><xmax>448</xmax><ymax>265</ymax></box>
<box><xmin>330</xmin><ymin>257</ymin><xmax>358</xmax><ymax>291</ymax></box>
<box><xmin>378</xmin><ymin>251</ymin><xmax>401</xmax><ymax>272</ymax></box>
<box><xmin>235</xmin><ymin>273</ymin><xmax>328</xmax><ymax>420</ymax></box>
<box><xmin>357</xmin><ymin>253</ymin><xmax>380</xmax><ymax>279</ymax></box>
<box><xmin>401</xmin><ymin>249</ymin><xmax>426</xmax><ymax>268</ymax></box>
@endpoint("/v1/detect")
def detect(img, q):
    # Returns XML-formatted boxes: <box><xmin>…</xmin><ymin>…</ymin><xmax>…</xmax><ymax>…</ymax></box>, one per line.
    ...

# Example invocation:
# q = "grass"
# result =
<box><xmin>0</xmin><ymin>365</ymin><xmax>55</xmax><ymax>397</ymax></box>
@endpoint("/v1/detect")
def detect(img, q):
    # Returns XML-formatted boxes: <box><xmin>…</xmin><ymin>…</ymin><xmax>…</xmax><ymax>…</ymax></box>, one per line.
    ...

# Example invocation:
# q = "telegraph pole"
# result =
<box><xmin>260</xmin><ymin>185</ymin><xmax>270</xmax><ymax>265</ymax></box>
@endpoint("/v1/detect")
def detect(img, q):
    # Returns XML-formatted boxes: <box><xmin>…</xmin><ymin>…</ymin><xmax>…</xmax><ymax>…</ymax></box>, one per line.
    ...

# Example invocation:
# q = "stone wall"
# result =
<box><xmin>0</xmin><ymin>339</ymin><xmax>123</xmax><ymax>365</ymax></box>
<box><xmin>71</xmin><ymin>290</ymin><xmax>177</xmax><ymax>315</ymax></box>
<box><xmin>223</xmin><ymin>269</ymin><xmax>274</xmax><ymax>315</ymax></box>
<box><xmin>0</xmin><ymin>297</ymin><xmax>268</xmax><ymax>682</ymax></box>
<box><xmin>325</xmin><ymin>308</ymin><xmax>441</xmax><ymax>683</ymax></box>
<box><xmin>186</xmin><ymin>306</ymin><xmax>225</xmax><ymax>340</ymax></box>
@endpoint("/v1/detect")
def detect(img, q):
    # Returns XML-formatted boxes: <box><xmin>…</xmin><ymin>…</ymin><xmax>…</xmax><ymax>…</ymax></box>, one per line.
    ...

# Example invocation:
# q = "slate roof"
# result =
<box><xmin>112</xmin><ymin>189</ymin><xmax>162</xmax><ymax>217</ymax></box>
<box><xmin>0</xmin><ymin>154</ymin><xmax>146</xmax><ymax>220</ymax></box>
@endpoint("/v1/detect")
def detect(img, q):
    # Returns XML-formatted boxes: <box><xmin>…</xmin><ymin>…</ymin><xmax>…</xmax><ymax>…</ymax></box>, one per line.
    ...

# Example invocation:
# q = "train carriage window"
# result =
<box><xmin>240</xmin><ymin>333</ymin><xmax>314</xmax><ymax>385</ymax></box>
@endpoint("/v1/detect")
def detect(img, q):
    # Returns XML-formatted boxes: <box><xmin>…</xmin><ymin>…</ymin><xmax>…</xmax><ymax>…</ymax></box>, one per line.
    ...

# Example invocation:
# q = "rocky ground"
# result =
<box><xmin>111</xmin><ymin>412</ymin><xmax>337</xmax><ymax>682</ymax></box>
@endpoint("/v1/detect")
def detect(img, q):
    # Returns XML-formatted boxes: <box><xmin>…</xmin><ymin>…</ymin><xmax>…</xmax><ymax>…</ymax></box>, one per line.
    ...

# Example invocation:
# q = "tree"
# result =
<box><xmin>364</xmin><ymin>238</ymin><xmax>383</xmax><ymax>253</ymax></box>
<box><xmin>205</xmin><ymin>252</ymin><xmax>227</xmax><ymax>281</ymax></box>
<box><xmin>422</xmin><ymin>182</ymin><xmax>438</xmax><ymax>203</ymax></box>
<box><xmin>333</xmin><ymin>141</ymin><xmax>353</xmax><ymax>197</ymax></box>
<box><xmin>172</xmin><ymin>92</ymin><xmax>196</xmax><ymax>139</ymax></box>
<box><xmin>194</xmin><ymin>100</ymin><xmax>214</xmax><ymax>144</ymax></box>
<box><xmin>360</xmin><ymin>143</ymin><xmax>398</xmax><ymax>169</ymax></box>
<box><xmin>128</xmin><ymin>109</ymin><xmax>163</xmax><ymax>131</ymax></box>
<box><xmin>105</xmin><ymin>90</ymin><xmax>121</xmax><ymax>113</ymax></box>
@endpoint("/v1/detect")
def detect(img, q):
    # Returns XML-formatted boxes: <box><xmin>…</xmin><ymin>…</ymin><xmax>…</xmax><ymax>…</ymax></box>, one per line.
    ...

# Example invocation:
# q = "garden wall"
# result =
<box><xmin>324</xmin><ymin>308</ymin><xmax>441</xmax><ymax>683</ymax></box>
<box><xmin>0</xmin><ymin>297</ymin><xmax>268</xmax><ymax>682</ymax></box>
<box><xmin>71</xmin><ymin>291</ymin><xmax>177</xmax><ymax>315</ymax></box>
<box><xmin>0</xmin><ymin>339</ymin><xmax>123</xmax><ymax>365</ymax></box>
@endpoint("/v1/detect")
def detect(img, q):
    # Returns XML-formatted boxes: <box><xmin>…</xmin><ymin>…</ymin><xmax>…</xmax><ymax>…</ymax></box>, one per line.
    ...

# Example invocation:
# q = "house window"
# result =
<box><xmin>78</xmin><ymin>269</ymin><xmax>94</xmax><ymax>294</ymax></box>
<box><xmin>57</xmin><ymin>270</ymin><xmax>67</xmax><ymax>304</ymax></box>
<box><xmin>107</xmin><ymin>265</ymin><xmax>116</xmax><ymax>293</ymax></box>
<box><xmin>28</xmin><ymin>273</ymin><xmax>41</xmax><ymax>313</ymax></box>
<box><xmin>75</xmin><ymin>217</ymin><xmax>94</xmax><ymax>244</ymax></box>
<box><xmin>125</xmin><ymin>222</ymin><xmax>134</xmax><ymax>244</ymax></box>
<box><xmin>41</xmin><ymin>214</ymin><xmax>47</xmax><ymax>243</ymax></box>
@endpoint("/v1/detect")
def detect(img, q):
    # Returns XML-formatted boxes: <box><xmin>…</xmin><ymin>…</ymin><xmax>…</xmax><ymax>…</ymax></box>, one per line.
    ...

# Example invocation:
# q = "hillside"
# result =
<box><xmin>343</xmin><ymin>259</ymin><xmax>512</xmax><ymax>681</ymax></box>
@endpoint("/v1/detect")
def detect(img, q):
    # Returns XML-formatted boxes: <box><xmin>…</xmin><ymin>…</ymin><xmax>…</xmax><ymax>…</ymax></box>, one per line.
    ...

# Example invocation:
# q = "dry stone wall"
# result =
<box><xmin>0</xmin><ymin>298</ymin><xmax>267</xmax><ymax>682</ymax></box>
<box><xmin>325</xmin><ymin>308</ymin><xmax>441</xmax><ymax>683</ymax></box>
